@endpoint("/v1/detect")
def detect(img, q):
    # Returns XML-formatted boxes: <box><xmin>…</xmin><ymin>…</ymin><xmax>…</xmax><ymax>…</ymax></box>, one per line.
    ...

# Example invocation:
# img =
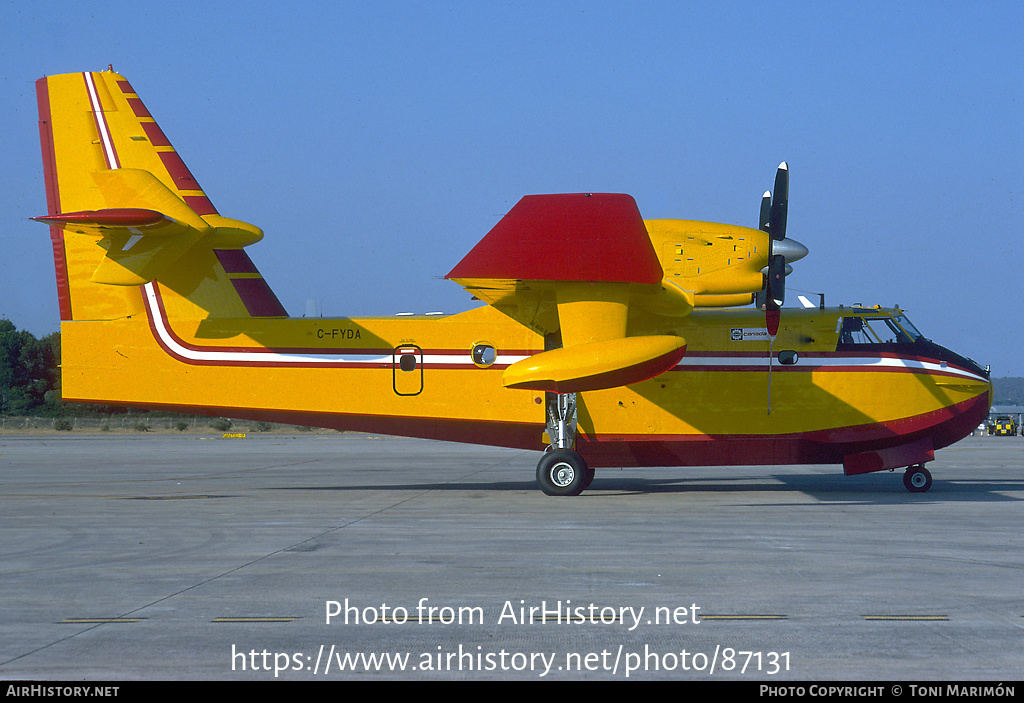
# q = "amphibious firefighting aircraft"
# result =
<box><xmin>33</xmin><ymin>69</ymin><xmax>992</xmax><ymax>495</ymax></box>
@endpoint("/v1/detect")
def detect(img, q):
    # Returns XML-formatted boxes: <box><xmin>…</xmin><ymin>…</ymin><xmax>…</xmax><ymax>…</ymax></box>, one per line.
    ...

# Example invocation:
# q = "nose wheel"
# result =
<box><xmin>902</xmin><ymin>464</ymin><xmax>932</xmax><ymax>493</ymax></box>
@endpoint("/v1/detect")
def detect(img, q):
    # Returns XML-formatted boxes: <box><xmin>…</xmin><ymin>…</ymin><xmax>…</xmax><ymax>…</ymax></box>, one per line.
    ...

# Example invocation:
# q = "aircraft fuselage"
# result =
<box><xmin>60</xmin><ymin>287</ymin><xmax>991</xmax><ymax>477</ymax></box>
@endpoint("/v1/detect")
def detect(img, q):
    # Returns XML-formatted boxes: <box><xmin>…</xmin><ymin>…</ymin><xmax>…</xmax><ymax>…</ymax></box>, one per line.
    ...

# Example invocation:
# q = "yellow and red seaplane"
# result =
<box><xmin>33</xmin><ymin>69</ymin><xmax>991</xmax><ymax>495</ymax></box>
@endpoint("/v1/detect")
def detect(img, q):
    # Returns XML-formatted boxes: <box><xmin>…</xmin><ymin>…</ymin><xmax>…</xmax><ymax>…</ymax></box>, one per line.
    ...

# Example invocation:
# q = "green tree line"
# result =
<box><xmin>0</xmin><ymin>319</ymin><xmax>61</xmax><ymax>416</ymax></box>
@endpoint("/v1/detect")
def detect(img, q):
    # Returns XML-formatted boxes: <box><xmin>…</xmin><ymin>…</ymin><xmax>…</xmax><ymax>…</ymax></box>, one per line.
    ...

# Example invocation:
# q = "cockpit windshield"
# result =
<box><xmin>837</xmin><ymin>315</ymin><xmax>920</xmax><ymax>345</ymax></box>
<box><xmin>891</xmin><ymin>313</ymin><xmax>923</xmax><ymax>342</ymax></box>
<box><xmin>834</xmin><ymin>311</ymin><xmax>986</xmax><ymax>377</ymax></box>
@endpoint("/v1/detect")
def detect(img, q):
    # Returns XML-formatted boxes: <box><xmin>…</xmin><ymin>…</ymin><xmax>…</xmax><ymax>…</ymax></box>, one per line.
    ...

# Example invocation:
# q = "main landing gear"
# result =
<box><xmin>902</xmin><ymin>464</ymin><xmax>933</xmax><ymax>493</ymax></box>
<box><xmin>537</xmin><ymin>392</ymin><xmax>594</xmax><ymax>496</ymax></box>
<box><xmin>537</xmin><ymin>448</ymin><xmax>594</xmax><ymax>496</ymax></box>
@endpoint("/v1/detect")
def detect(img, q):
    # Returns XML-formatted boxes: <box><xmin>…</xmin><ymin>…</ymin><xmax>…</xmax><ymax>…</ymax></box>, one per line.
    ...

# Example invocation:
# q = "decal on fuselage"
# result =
<box><xmin>317</xmin><ymin>328</ymin><xmax>362</xmax><ymax>340</ymax></box>
<box><xmin>730</xmin><ymin>327</ymin><xmax>772</xmax><ymax>341</ymax></box>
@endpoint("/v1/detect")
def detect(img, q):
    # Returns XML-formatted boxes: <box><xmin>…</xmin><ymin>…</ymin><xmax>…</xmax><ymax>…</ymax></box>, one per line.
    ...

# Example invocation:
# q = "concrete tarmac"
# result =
<box><xmin>1</xmin><ymin>433</ymin><xmax>1021</xmax><ymax>681</ymax></box>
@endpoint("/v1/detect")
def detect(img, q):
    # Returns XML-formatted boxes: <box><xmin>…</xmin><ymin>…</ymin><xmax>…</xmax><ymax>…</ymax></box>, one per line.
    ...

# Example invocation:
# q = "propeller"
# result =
<box><xmin>756</xmin><ymin>162</ymin><xmax>806</xmax><ymax>337</ymax></box>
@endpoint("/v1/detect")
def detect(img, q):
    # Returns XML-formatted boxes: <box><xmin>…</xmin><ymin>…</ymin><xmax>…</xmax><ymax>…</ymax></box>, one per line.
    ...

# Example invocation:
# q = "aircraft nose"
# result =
<box><xmin>773</xmin><ymin>238</ymin><xmax>808</xmax><ymax>263</ymax></box>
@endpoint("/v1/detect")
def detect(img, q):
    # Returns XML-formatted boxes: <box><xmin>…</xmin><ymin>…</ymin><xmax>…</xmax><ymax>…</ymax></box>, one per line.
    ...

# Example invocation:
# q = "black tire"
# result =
<box><xmin>536</xmin><ymin>449</ymin><xmax>589</xmax><ymax>496</ymax></box>
<box><xmin>903</xmin><ymin>465</ymin><xmax>932</xmax><ymax>493</ymax></box>
<box><xmin>582</xmin><ymin>467</ymin><xmax>596</xmax><ymax>490</ymax></box>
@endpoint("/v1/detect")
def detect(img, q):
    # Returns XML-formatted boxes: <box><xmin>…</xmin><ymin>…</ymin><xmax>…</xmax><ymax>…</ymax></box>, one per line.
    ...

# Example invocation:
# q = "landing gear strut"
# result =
<box><xmin>902</xmin><ymin>464</ymin><xmax>932</xmax><ymax>493</ymax></box>
<box><xmin>546</xmin><ymin>391</ymin><xmax>577</xmax><ymax>450</ymax></box>
<box><xmin>537</xmin><ymin>392</ymin><xmax>592</xmax><ymax>496</ymax></box>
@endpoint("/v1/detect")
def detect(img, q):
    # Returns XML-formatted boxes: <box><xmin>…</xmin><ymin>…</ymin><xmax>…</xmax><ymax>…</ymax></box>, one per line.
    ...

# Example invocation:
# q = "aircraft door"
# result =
<box><xmin>393</xmin><ymin>345</ymin><xmax>423</xmax><ymax>396</ymax></box>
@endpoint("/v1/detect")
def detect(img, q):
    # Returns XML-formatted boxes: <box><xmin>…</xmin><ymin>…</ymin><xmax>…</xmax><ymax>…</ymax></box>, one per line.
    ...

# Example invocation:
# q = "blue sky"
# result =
<box><xmin>2</xmin><ymin>1</ymin><xmax>1021</xmax><ymax>375</ymax></box>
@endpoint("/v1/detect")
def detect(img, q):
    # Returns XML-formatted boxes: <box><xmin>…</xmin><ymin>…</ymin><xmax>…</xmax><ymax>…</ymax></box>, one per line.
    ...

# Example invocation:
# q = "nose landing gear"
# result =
<box><xmin>902</xmin><ymin>464</ymin><xmax>932</xmax><ymax>493</ymax></box>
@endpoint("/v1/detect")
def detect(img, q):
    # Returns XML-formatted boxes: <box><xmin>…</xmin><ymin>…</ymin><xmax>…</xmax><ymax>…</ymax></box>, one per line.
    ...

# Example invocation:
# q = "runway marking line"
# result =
<box><xmin>60</xmin><ymin>618</ymin><xmax>142</xmax><ymax>624</ymax></box>
<box><xmin>700</xmin><ymin>614</ymin><xmax>787</xmax><ymax>620</ymax></box>
<box><xmin>212</xmin><ymin>617</ymin><xmax>297</xmax><ymax>623</ymax></box>
<box><xmin>862</xmin><ymin>615</ymin><xmax>949</xmax><ymax>621</ymax></box>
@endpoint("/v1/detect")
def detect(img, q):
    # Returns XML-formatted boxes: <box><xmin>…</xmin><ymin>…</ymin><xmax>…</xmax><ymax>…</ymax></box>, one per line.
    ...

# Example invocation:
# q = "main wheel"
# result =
<box><xmin>903</xmin><ymin>465</ymin><xmax>932</xmax><ymax>493</ymax></box>
<box><xmin>582</xmin><ymin>467</ymin><xmax>596</xmax><ymax>490</ymax></box>
<box><xmin>536</xmin><ymin>449</ymin><xmax>589</xmax><ymax>496</ymax></box>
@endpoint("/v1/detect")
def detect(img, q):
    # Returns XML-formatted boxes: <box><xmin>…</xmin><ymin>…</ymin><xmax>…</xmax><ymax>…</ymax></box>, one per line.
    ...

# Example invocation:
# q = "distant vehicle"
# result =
<box><xmin>991</xmin><ymin>416</ymin><xmax>1018</xmax><ymax>436</ymax></box>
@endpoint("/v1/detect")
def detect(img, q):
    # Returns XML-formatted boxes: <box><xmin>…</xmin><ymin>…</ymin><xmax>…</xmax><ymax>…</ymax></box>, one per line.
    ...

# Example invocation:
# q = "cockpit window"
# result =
<box><xmin>838</xmin><ymin>316</ymin><xmax>916</xmax><ymax>345</ymax></box>
<box><xmin>891</xmin><ymin>313</ymin><xmax>923</xmax><ymax>342</ymax></box>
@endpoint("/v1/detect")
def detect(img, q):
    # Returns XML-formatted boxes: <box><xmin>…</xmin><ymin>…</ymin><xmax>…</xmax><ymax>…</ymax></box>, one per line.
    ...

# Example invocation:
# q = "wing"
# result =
<box><xmin>446</xmin><ymin>193</ymin><xmax>773</xmax><ymax>392</ymax></box>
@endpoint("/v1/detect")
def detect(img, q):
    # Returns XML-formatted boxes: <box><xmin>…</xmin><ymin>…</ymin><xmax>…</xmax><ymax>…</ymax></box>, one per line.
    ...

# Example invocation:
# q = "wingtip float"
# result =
<box><xmin>34</xmin><ymin>69</ymin><xmax>991</xmax><ymax>496</ymax></box>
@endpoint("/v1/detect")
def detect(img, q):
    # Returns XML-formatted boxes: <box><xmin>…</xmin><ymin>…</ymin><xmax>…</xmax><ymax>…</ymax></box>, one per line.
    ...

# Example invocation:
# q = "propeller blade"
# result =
<box><xmin>766</xmin><ymin>307</ymin><xmax>781</xmax><ymax>338</ymax></box>
<box><xmin>754</xmin><ymin>284</ymin><xmax>767</xmax><ymax>311</ymax></box>
<box><xmin>756</xmin><ymin>161</ymin><xmax>797</xmax><ymax>339</ymax></box>
<box><xmin>767</xmin><ymin>254</ymin><xmax>786</xmax><ymax>308</ymax></box>
<box><xmin>759</xmin><ymin>191</ymin><xmax>772</xmax><ymax>233</ymax></box>
<box><xmin>760</xmin><ymin>255</ymin><xmax>785</xmax><ymax>337</ymax></box>
<box><xmin>768</xmin><ymin>162</ymin><xmax>788</xmax><ymax>241</ymax></box>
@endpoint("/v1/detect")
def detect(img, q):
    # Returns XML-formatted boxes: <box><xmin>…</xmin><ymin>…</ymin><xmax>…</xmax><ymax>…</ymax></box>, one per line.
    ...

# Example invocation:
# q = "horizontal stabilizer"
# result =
<box><xmin>503</xmin><ymin>335</ymin><xmax>686</xmax><ymax>393</ymax></box>
<box><xmin>33</xmin><ymin>209</ymin><xmax>170</xmax><ymax>228</ymax></box>
<box><xmin>33</xmin><ymin>168</ymin><xmax>262</xmax><ymax>286</ymax></box>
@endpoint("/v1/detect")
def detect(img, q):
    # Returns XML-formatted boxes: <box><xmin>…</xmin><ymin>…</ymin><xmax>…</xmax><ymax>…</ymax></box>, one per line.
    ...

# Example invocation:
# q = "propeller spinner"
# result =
<box><xmin>756</xmin><ymin>162</ymin><xmax>807</xmax><ymax>336</ymax></box>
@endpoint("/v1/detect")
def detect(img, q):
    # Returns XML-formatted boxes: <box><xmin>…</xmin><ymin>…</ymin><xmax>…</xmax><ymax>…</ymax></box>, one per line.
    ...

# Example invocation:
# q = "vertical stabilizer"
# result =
<box><xmin>35</xmin><ymin>70</ymin><xmax>286</xmax><ymax>321</ymax></box>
